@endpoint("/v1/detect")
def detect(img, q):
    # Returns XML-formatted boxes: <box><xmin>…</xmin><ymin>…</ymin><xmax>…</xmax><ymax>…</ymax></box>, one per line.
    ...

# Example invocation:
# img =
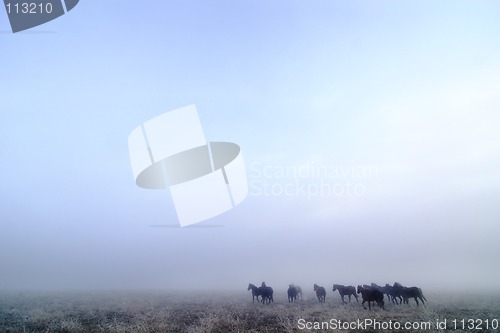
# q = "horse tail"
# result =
<box><xmin>419</xmin><ymin>288</ymin><xmax>427</xmax><ymax>301</ymax></box>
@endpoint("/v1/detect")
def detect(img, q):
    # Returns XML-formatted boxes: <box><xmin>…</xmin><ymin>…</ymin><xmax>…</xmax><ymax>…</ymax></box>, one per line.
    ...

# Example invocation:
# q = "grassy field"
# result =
<box><xmin>1</xmin><ymin>289</ymin><xmax>499</xmax><ymax>332</ymax></box>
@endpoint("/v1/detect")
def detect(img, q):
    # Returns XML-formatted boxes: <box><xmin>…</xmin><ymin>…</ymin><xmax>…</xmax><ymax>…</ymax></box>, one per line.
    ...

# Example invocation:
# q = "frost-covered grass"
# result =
<box><xmin>1</xmin><ymin>290</ymin><xmax>499</xmax><ymax>332</ymax></box>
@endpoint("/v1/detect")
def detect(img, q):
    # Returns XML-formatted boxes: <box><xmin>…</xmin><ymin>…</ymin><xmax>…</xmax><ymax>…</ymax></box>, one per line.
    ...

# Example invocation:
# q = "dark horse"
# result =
<box><xmin>313</xmin><ymin>284</ymin><xmax>326</xmax><ymax>303</ymax></box>
<box><xmin>248</xmin><ymin>283</ymin><xmax>273</xmax><ymax>304</ymax></box>
<box><xmin>393</xmin><ymin>283</ymin><xmax>427</xmax><ymax>307</ymax></box>
<box><xmin>384</xmin><ymin>283</ymin><xmax>403</xmax><ymax>304</ymax></box>
<box><xmin>260</xmin><ymin>285</ymin><xmax>274</xmax><ymax>304</ymax></box>
<box><xmin>287</xmin><ymin>284</ymin><xmax>298</xmax><ymax>302</ymax></box>
<box><xmin>370</xmin><ymin>283</ymin><xmax>385</xmax><ymax>295</ymax></box>
<box><xmin>247</xmin><ymin>283</ymin><xmax>261</xmax><ymax>303</ymax></box>
<box><xmin>357</xmin><ymin>285</ymin><xmax>385</xmax><ymax>310</ymax></box>
<box><xmin>371</xmin><ymin>282</ymin><xmax>398</xmax><ymax>304</ymax></box>
<box><xmin>332</xmin><ymin>284</ymin><xmax>358</xmax><ymax>304</ymax></box>
<box><xmin>291</xmin><ymin>284</ymin><xmax>303</xmax><ymax>300</ymax></box>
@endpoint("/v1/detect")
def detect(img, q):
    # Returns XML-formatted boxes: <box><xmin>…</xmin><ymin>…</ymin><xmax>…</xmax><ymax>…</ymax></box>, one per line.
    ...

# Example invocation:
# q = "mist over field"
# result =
<box><xmin>1</xmin><ymin>0</ymin><xmax>499</xmax><ymax>296</ymax></box>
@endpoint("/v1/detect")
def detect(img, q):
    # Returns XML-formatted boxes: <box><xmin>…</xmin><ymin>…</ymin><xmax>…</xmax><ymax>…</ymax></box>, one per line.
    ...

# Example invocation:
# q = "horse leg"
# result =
<box><xmin>362</xmin><ymin>300</ymin><xmax>367</xmax><ymax>310</ymax></box>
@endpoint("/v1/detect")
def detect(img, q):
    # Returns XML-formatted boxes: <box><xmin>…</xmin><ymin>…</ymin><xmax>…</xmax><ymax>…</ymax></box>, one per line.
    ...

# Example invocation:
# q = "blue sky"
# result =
<box><xmin>1</xmin><ymin>1</ymin><xmax>499</xmax><ymax>291</ymax></box>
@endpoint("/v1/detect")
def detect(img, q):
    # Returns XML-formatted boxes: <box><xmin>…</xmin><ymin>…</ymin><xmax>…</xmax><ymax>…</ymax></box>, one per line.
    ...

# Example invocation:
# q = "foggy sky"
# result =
<box><xmin>1</xmin><ymin>0</ymin><xmax>499</xmax><ymax>292</ymax></box>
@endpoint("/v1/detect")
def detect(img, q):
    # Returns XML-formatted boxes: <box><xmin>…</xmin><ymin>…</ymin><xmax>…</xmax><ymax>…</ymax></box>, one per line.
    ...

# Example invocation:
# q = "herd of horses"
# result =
<box><xmin>248</xmin><ymin>282</ymin><xmax>427</xmax><ymax>310</ymax></box>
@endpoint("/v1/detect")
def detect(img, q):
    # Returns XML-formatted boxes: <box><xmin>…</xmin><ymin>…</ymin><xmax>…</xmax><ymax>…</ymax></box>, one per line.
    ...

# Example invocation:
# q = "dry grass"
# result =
<box><xmin>1</xmin><ymin>290</ymin><xmax>499</xmax><ymax>332</ymax></box>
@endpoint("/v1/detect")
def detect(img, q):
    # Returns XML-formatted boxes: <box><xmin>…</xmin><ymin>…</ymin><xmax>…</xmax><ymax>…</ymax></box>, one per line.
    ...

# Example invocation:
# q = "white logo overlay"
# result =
<box><xmin>128</xmin><ymin>105</ymin><xmax>248</xmax><ymax>227</ymax></box>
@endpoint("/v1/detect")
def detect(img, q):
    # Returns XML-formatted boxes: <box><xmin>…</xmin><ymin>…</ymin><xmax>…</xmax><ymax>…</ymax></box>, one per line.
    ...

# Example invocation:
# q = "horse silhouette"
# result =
<box><xmin>247</xmin><ymin>283</ymin><xmax>261</xmax><ymax>303</ymax></box>
<box><xmin>357</xmin><ymin>285</ymin><xmax>384</xmax><ymax>310</ymax></box>
<box><xmin>260</xmin><ymin>285</ymin><xmax>274</xmax><ymax>304</ymax></box>
<box><xmin>290</xmin><ymin>284</ymin><xmax>303</xmax><ymax>300</ymax></box>
<box><xmin>393</xmin><ymin>282</ymin><xmax>427</xmax><ymax>307</ymax></box>
<box><xmin>332</xmin><ymin>284</ymin><xmax>358</xmax><ymax>303</ymax></box>
<box><xmin>287</xmin><ymin>285</ymin><xmax>298</xmax><ymax>302</ymax></box>
<box><xmin>383</xmin><ymin>283</ymin><xmax>403</xmax><ymax>304</ymax></box>
<box><xmin>248</xmin><ymin>283</ymin><xmax>273</xmax><ymax>304</ymax></box>
<box><xmin>313</xmin><ymin>284</ymin><xmax>326</xmax><ymax>303</ymax></box>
